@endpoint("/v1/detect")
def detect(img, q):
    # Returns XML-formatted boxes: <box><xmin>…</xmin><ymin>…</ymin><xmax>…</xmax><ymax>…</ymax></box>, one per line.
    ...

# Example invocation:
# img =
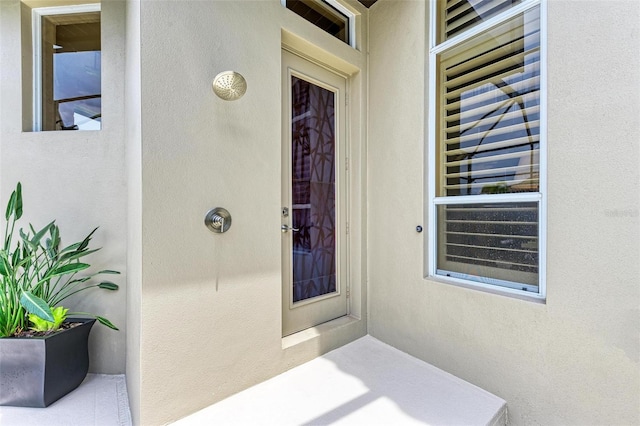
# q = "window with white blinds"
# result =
<box><xmin>438</xmin><ymin>0</ymin><xmax>524</xmax><ymax>43</ymax></box>
<box><xmin>437</xmin><ymin>8</ymin><xmax>540</xmax><ymax>197</ymax></box>
<box><xmin>430</xmin><ymin>0</ymin><xmax>545</xmax><ymax>297</ymax></box>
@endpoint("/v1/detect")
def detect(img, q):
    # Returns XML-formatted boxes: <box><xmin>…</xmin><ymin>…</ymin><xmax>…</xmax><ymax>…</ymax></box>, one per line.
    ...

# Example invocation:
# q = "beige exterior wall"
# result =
<box><xmin>133</xmin><ymin>1</ymin><xmax>368</xmax><ymax>423</ymax></box>
<box><xmin>0</xmin><ymin>0</ymin><xmax>127</xmax><ymax>374</ymax></box>
<box><xmin>2</xmin><ymin>0</ymin><xmax>638</xmax><ymax>424</ymax></box>
<box><xmin>124</xmin><ymin>0</ymin><xmax>142</xmax><ymax>421</ymax></box>
<box><xmin>1</xmin><ymin>0</ymin><xmax>368</xmax><ymax>423</ymax></box>
<box><xmin>368</xmin><ymin>0</ymin><xmax>639</xmax><ymax>424</ymax></box>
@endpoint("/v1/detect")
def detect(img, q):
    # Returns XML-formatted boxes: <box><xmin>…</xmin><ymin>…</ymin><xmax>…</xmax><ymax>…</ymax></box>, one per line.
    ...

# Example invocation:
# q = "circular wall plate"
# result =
<box><xmin>212</xmin><ymin>71</ymin><xmax>247</xmax><ymax>101</ymax></box>
<box><xmin>204</xmin><ymin>207</ymin><xmax>232</xmax><ymax>233</ymax></box>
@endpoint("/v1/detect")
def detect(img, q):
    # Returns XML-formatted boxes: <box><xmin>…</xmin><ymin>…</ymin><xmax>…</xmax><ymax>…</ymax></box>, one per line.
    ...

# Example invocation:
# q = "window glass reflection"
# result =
<box><xmin>437</xmin><ymin>8</ymin><xmax>540</xmax><ymax>196</ymax></box>
<box><xmin>41</xmin><ymin>11</ymin><xmax>101</xmax><ymax>131</ymax></box>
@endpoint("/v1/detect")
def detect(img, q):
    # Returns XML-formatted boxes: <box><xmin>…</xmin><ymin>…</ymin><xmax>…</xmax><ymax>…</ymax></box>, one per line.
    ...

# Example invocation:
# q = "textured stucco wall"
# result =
<box><xmin>0</xmin><ymin>0</ymin><xmax>127</xmax><ymax>374</ymax></box>
<box><xmin>134</xmin><ymin>1</ymin><xmax>368</xmax><ymax>423</ymax></box>
<box><xmin>368</xmin><ymin>0</ymin><xmax>639</xmax><ymax>424</ymax></box>
<box><xmin>124</xmin><ymin>0</ymin><xmax>142</xmax><ymax>422</ymax></box>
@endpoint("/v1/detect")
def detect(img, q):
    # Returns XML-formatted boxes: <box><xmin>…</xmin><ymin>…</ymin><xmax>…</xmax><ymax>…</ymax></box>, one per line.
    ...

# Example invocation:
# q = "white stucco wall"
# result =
<box><xmin>0</xmin><ymin>0</ymin><xmax>127</xmax><ymax>374</ymax></box>
<box><xmin>368</xmin><ymin>0</ymin><xmax>639</xmax><ymax>424</ymax></box>
<box><xmin>133</xmin><ymin>1</ymin><xmax>368</xmax><ymax>423</ymax></box>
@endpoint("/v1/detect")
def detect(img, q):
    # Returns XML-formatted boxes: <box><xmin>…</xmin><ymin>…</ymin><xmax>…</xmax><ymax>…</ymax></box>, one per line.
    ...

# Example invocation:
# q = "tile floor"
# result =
<box><xmin>0</xmin><ymin>374</ymin><xmax>131</xmax><ymax>426</ymax></box>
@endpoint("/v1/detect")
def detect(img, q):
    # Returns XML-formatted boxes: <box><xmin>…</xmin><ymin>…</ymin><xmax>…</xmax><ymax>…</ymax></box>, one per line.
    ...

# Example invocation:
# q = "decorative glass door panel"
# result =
<box><xmin>291</xmin><ymin>75</ymin><xmax>337</xmax><ymax>303</ymax></box>
<box><xmin>282</xmin><ymin>50</ymin><xmax>347</xmax><ymax>336</ymax></box>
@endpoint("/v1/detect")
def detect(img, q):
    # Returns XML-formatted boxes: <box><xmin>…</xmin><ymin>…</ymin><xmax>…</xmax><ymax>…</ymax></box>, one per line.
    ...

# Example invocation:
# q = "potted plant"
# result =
<box><xmin>0</xmin><ymin>182</ymin><xmax>119</xmax><ymax>407</ymax></box>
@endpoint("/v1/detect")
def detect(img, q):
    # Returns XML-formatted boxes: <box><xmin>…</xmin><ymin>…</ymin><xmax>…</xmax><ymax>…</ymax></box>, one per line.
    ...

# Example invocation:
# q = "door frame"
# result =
<box><xmin>281</xmin><ymin>48</ymin><xmax>350</xmax><ymax>337</ymax></box>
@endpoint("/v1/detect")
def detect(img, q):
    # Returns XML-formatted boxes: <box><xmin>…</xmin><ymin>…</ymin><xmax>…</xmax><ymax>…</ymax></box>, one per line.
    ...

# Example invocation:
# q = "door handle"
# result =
<box><xmin>281</xmin><ymin>224</ymin><xmax>300</xmax><ymax>233</ymax></box>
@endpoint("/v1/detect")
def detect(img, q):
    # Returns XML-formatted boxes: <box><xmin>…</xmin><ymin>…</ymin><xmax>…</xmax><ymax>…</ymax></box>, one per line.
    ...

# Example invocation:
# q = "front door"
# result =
<box><xmin>282</xmin><ymin>50</ymin><xmax>348</xmax><ymax>337</ymax></box>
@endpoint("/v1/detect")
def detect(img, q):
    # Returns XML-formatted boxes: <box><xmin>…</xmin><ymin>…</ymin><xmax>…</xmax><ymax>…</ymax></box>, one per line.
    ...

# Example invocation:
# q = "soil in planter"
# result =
<box><xmin>10</xmin><ymin>322</ymin><xmax>84</xmax><ymax>338</ymax></box>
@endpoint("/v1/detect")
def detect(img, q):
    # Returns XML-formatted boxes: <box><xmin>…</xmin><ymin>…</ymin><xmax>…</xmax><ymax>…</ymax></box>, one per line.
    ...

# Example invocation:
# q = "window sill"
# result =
<box><xmin>425</xmin><ymin>275</ymin><xmax>546</xmax><ymax>304</ymax></box>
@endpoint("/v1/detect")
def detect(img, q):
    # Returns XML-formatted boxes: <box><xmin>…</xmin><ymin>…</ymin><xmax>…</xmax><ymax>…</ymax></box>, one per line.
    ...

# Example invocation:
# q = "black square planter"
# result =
<box><xmin>0</xmin><ymin>318</ymin><xmax>95</xmax><ymax>407</ymax></box>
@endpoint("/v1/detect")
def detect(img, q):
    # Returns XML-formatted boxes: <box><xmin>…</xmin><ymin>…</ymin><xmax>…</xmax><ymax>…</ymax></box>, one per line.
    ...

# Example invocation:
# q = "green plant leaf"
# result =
<box><xmin>58</xmin><ymin>248</ymin><xmax>100</xmax><ymax>263</ymax></box>
<box><xmin>14</xmin><ymin>183</ymin><xmax>23</xmax><ymax>220</ymax></box>
<box><xmin>97</xmin><ymin>270</ymin><xmax>121</xmax><ymax>275</ymax></box>
<box><xmin>0</xmin><ymin>255</ymin><xmax>9</xmax><ymax>276</ymax></box>
<box><xmin>98</xmin><ymin>281</ymin><xmax>119</xmax><ymax>290</ymax></box>
<box><xmin>50</xmin><ymin>224</ymin><xmax>60</xmax><ymax>247</ymax></box>
<box><xmin>47</xmin><ymin>262</ymin><xmax>91</xmax><ymax>277</ymax></box>
<box><xmin>28</xmin><ymin>314</ymin><xmax>53</xmax><ymax>332</ymax></box>
<box><xmin>30</xmin><ymin>221</ymin><xmax>55</xmax><ymax>247</ymax></box>
<box><xmin>10</xmin><ymin>247</ymin><xmax>20</xmax><ymax>267</ymax></box>
<box><xmin>96</xmin><ymin>316</ymin><xmax>118</xmax><ymax>330</ymax></box>
<box><xmin>78</xmin><ymin>228</ymin><xmax>98</xmax><ymax>251</ymax></box>
<box><xmin>45</xmin><ymin>238</ymin><xmax>56</xmax><ymax>260</ymax></box>
<box><xmin>29</xmin><ymin>307</ymin><xmax>68</xmax><ymax>332</ymax></box>
<box><xmin>46</xmin><ymin>226</ymin><xmax>60</xmax><ymax>259</ymax></box>
<box><xmin>20</xmin><ymin>291</ymin><xmax>54</xmax><ymax>322</ymax></box>
<box><xmin>5</xmin><ymin>191</ymin><xmax>16</xmax><ymax>221</ymax></box>
<box><xmin>59</xmin><ymin>241</ymin><xmax>82</xmax><ymax>254</ymax></box>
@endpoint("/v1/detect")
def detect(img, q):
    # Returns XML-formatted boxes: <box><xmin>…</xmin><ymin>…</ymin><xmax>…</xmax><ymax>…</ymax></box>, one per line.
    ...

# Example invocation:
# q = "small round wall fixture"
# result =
<box><xmin>212</xmin><ymin>71</ymin><xmax>247</xmax><ymax>101</ymax></box>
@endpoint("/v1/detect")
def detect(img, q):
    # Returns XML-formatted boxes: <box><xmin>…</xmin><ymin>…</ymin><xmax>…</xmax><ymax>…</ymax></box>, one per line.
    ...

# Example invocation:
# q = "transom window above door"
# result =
<box><xmin>282</xmin><ymin>0</ymin><xmax>356</xmax><ymax>48</ymax></box>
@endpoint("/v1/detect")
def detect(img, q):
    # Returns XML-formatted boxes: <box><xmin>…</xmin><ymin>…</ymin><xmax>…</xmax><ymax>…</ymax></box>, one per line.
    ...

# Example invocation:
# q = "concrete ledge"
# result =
<box><xmin>174</xmin><ymin>335</ymin><xmax>507</xmax><ymax>425</ymax></box>
<box><xmin>282</xmin><ymin>315</ymin><xmax>362</xmax><ymax>348</ymax></box>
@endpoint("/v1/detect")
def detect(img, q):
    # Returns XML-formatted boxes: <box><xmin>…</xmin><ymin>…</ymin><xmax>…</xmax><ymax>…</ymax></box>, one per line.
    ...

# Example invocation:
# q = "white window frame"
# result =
<box><xmin>31</xmin><ymin>3</ymin><xmax>101</xmax><ymax>132</ymax></box>
<box><xmin>427</xmin><ymin>0</ymin><xmax>547</xmax><ymax>300</ymax></box>
<box><xmin>281</xmin><ymin>0</ymin><xmax>357</xmax><ymax>48</ymax></box>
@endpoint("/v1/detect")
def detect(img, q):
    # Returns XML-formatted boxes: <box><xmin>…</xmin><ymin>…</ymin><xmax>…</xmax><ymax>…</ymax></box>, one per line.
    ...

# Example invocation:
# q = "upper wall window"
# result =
<box><xmin>438</xmin><ymin>0</ymin><xmax>524</xmax><ymax>43</ymax></box>
<box><xmin>429</xmin><ymin>0</ymin><xmax>545</xmax><ymax>299</ymax></box>
<box><xmin>283</xmin><ymin>0</ymin><xmax>356</xmax><ymax>48</ymax></box>
<box><xmin>31</xmin><ymin>4</ymin><xmax>101</xmax><ymax>131</ymax></box>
